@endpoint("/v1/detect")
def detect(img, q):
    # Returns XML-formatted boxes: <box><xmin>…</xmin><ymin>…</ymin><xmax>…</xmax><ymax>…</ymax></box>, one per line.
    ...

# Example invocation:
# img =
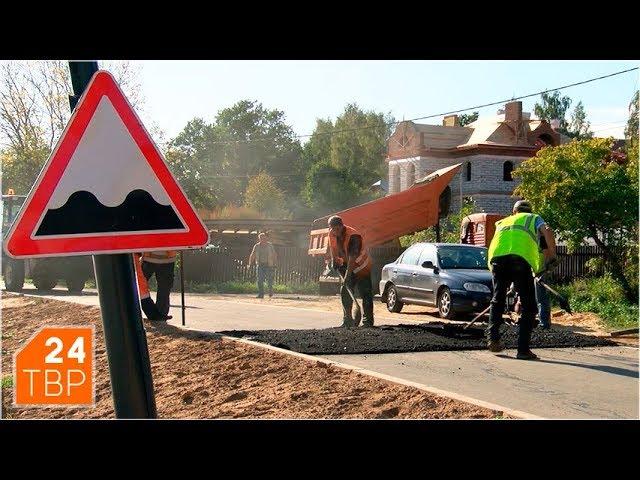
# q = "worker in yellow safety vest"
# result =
<box><xmin>328</xmin><ymin>215</ymin><xmax>374</xmax><ymax>328</ymax></box>
<box><xmin>141</xmin><ymin>251</ymin><xmax>177</xmax><ymax>320</ymax></box>
<box><xmin>486</xmin><ymin>200</ymin><xmax>557</xmax><ymax>360</ymax></box>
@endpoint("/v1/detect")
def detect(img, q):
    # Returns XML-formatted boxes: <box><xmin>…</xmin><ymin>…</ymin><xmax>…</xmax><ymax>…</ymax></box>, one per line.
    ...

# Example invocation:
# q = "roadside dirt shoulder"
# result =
<box><xmin>1</xmin><ymin>294</ymin><xmax>508</xmax><ymax>419</ymax></box>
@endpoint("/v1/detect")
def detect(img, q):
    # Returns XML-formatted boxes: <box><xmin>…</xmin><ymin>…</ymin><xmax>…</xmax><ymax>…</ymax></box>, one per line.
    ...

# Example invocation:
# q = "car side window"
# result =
<box><xmin>400</xmin><ymin>244</ymin><xmax>424</xmax><ymax>266</ymax></box>
<box><xmin>418</xmin><ymin>245</ymin><xmax>436</xmax><ymax>266</ymax></box>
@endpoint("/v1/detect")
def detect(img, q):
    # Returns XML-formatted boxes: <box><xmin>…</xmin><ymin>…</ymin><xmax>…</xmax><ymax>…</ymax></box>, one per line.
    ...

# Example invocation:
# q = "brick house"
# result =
<box><xmin>386</xmin><ymin>101</ymin><xmax>567</xmax><ymax>215</ymax></box>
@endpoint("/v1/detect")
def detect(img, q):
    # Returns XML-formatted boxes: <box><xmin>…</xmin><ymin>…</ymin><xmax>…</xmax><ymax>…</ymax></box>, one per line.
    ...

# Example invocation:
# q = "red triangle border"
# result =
<box><xmin>4</xmin><ymin>71</ymin><xmax>209</xmax><ymax>258</ymax></box>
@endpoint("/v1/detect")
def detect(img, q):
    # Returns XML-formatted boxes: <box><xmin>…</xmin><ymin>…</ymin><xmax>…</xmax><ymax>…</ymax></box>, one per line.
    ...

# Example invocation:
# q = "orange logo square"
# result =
<box><xmin>14</xmin><ymin>327</ymin><xmax>94</xmax><ymax>407</ymax></box>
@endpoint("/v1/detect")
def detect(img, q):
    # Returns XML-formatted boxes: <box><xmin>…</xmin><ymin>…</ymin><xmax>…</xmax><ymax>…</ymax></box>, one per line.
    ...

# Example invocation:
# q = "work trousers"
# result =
<box><xmin>341</xmin><ymin>269</ymin><xmax>374</xmax><ymax>326</ymax></box>
<box><xmin>488</xmin><ymin>254</ymin><xmax>537</xmax><ymax>353</ymax></box>
<box><xmin>257</xmin><ymin>265</ymin><xmax>274</xmax><ymax>298</ymax></box>
<box><xmin>142</xmin><ymin>261</ymin><xmax>175</xmax><ymax>317</ymax></box>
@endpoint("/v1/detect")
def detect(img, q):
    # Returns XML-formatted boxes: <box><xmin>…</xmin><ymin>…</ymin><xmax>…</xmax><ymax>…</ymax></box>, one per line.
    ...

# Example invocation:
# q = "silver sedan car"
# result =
<box><xmin>379</xmin><ymin>243</ymin><xmax>493</xmax><ymax>319</ymax></box>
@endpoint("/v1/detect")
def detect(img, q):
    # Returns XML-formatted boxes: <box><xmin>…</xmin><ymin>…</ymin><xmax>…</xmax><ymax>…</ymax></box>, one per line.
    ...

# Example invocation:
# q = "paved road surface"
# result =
<box><xmin>3</xmin><ymin>285</ymin><xmax>638</xmax><ymax>419</ymax></box>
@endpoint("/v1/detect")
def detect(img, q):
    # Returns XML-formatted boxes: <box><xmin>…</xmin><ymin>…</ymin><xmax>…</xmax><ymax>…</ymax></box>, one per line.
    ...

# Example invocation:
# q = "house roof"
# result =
<box><xmin>459</xmin><ymin>113</ymin><xmax>540</xmax><ymax>147</ymax></box>
<box><xmin>387</xmin><ymin>104</ymin><xmax>564</xmax><ymax>161</ymax></box>
<box><xmin>414</xmin><ymin>124</ymin><xmax>473</xmax><ymax>149</ymax></box>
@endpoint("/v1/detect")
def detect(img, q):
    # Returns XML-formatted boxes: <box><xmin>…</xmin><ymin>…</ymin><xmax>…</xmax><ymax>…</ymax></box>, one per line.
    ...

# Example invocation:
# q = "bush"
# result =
<box><xmin>555</xmin><ymin>274</ymin><xmax>639</xmax><ymax>330</ymax></box>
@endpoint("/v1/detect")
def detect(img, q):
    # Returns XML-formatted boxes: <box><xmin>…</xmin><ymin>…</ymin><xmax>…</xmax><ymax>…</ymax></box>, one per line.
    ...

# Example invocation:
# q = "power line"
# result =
<box><xmin>201</xmin><ymin>66</ymin><xmax>639</xmax><ymax>147</ymax></box>
<box><xmin>589</xmin><ymin>120</ymin><xmax>627</xmax><ymax>127</ymax></box>
<box><xmin>591</xmin><ymin>124</ymin><xmax>628</xmax><ymax>133</ymax></box>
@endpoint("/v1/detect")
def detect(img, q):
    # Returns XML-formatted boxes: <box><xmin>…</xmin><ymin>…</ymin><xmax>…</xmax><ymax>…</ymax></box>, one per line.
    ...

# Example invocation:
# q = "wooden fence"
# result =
<box><xmin>182</xmin><ymin>246</ymin><xmax>326</xmax><ymax>286</ymax></box>
<box><xmin>548</xmin><ymin>245</ymin><xmax>607</xmax><ymax>282</ymax></box>
<box><xmin>182</xmin><ymin>244</ymin><xmax>607</xmax><ymax>288</ymax></box>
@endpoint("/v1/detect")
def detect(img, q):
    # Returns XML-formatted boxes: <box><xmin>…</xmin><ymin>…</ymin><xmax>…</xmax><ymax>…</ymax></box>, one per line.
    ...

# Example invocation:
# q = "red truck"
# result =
<box><xmin>2</xmin><ymin>192</ymin><xmax>93</xmax><ymax>292</ymax></box>
<box><xmin>459</xmin><ymin>212</ymin><xmax>506</xmax><ymax>247</ymax></box>
<box><xmin>307</xmin><ymin>164</ymin><xmax>461</xmax><ymax>294</ymax></box>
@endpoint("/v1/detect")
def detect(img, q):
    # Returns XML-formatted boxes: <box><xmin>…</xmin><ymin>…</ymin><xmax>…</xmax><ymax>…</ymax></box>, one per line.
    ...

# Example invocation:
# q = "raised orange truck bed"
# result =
<box><xmin>308</xmin><ymin>164</ymin><xmax>461</xmax><ymax>256</ymax></box>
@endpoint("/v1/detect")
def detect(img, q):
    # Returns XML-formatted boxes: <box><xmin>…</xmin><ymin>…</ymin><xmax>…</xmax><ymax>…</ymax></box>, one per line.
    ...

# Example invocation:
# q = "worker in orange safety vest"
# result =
<box><xmin>328</xmin><ymin>215</ymin><xmax>374</xmax><ymax>328</ymax></box>
<box><xmin>133</xmin><ymin>253</ymin><xmax>164</xmax><ymax>321</ymax></box>
<box><xmin>140</xmin><ymin>250</ymin><xmax>177</xmax><ymax>320</ymax></box>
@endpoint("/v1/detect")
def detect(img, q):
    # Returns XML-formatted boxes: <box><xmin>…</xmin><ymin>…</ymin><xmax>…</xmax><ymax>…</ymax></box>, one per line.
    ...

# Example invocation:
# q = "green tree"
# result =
<box><xmin>330</xmin><ymin>104</ymin><xmax>394</xmax><ymax>184</ymax></box>
<box><xmin>458</xmin><ymin>111</ymin><xmax>478</xmax><ymax>127</ymax></box>
<box><xmin>400</xmin><ymin>197</ymin><xmax>479</xmax><ymax>246</ymax></box>
<box><xmin>513</xmin><ymin>138</ymin><xmax>638</xmax><ymax>302</ymax></box>
<box><xmin>566</xmin><ymin>101</ymin><xmax>593</xmax><ymax>140</ymax></box>
<box><xmin>625</xmin><ymin>90</ymin><xmax>638</xmax><ymax>147</ymax></box>
<box><xmin>301</xmin><ymin>118</ymin><xmax>333</xmax><ymax>173</ymax></box>
<box><xmin>302</xmin><ymin>162</ymin><xmax>363</xmax><ymax>213</ymax></box>
<box><xmin>243</xmin><ymin>172</ymin><xmax>289</xmax><ymax>219</ymax></box>
<box><xmin>534</xmin><ymin>91</ymin><xmax>573</xmax><ymax>132</ymax></box>
<box><xmin>164</xmin><ymin>100</ymin><xmax>303</xmax><ymax>211</ymax></box>
<box><xmin>533</xmin><ymin>91</ymin><xmax>593</xmax><ymax>139</ymax></box>
<box><xmin>214</xmin><ymin>100</ymin><xmax>303</xmax><ymax>199</ymax></box>
<box><xmin>0</xmin><ymin>136</ymin><xmax>50</xmax><ymax>194</ymax></box>
<box><xmin>302</xmin><ymin>103</ymin><xmax>394</xmax><ymax>210</ymax></box>
<box><xmin>164</xmin><ymin>118</ymin><xmax>224</xmax><ymax>209</ymax></box>
<box><xmin>624</xmin><ymin>91</ymin><xmax>639</xmax><ymax>289</ymax></box>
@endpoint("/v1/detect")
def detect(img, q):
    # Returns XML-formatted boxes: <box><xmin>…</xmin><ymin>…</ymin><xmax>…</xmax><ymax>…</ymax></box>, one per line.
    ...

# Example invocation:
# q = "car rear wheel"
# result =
<box><xmin>386</xmin><ymin>284</ymin><xmax>404</xmax><ymax>313</ymax></box>
<box><xmin>437</xmin><ymin>287</ymin><xmax>455</xmax><ymax>319</ymax></box>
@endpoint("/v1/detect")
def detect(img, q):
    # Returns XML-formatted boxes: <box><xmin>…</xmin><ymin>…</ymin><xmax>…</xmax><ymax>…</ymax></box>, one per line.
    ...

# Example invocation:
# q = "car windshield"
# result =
<box><xmin>437</xmin><ymin>246</ymin><xmax>488</xmax><ymax>270</ymax></box>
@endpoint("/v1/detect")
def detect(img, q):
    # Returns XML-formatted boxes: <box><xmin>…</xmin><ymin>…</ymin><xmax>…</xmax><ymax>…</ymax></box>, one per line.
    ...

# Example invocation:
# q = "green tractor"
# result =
<box><xmin>2</xmin><ymin>192</ymin><xmax>94</xmax><ymax>293</ymax></box>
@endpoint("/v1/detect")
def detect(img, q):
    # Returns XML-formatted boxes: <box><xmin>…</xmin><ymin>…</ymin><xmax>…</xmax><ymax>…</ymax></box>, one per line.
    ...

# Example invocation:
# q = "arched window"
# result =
<box><xmin>538</xmin><ymin>134</ymin><xmax>554</xmax><ymax>146</ymax></box>
<box><xmin>465</xmin><ymin>162</ymin><xmax>471</xmax><ymax>181</ymax></box>
<box><xmin>503</xmin><ymin>161</ymin><xmax>514</xmax><ymax>181</ymax></box>
<box><xmin>390</xmin><ymin>164</ymin><xmax>400</xmax><ymax>194</ymax></box>
<box><xmin>405</xmin><ymin>163</ymin><xmax>416</xmax><ymax>189</ymax></box>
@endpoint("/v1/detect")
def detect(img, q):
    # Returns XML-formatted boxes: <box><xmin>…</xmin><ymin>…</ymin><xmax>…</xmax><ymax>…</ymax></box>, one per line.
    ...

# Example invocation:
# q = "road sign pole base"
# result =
<box><xmin>93</xmin><ymin>253</ymin><xmax>157</xmax><ymax>418</ymax></box>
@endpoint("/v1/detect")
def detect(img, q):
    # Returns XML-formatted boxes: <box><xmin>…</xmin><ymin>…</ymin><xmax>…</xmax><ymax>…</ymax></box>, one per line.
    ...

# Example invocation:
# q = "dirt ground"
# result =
<box><xmin>1</xmin><ymin>294</ymin><xmax>507</xmax><ymax>420</ymax></box>
<box><xmin>211</xmin><ymin>293</ymin><xmax>639</xmax><ymax>347</ymax></box>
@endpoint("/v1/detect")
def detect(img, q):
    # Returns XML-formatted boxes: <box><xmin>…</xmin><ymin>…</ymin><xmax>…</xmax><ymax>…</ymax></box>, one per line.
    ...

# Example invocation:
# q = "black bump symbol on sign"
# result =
<box><xmin>35</xmin><ymin>190</ymin><xmax>184</xmax><ymax>236</ymax></box>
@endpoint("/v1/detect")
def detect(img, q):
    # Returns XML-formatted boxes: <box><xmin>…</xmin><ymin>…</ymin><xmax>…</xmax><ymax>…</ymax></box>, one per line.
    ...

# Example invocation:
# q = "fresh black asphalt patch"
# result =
<box><xmin>219</xmin><ymin>322</ymin><xmax>617</xmax><ymax>355</ymax></box>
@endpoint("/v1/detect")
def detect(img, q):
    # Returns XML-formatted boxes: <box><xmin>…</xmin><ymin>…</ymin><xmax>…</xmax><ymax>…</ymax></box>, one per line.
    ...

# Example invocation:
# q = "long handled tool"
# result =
<box><xmin>464</xmin><ymin>285</ymin><xmax>519</xmax><ymax>330</ymax></box>
<box><xmin>335</xmin><ymin>267</ymin><xmax>362</xmax><ymax>327</ymax></box>
<box><xmin>463</xmin><ymin>305</ymin><xmax>491</xmax><ymax>330</ymax></box>
<box><xmin>535</xmin><ymin>276</ymin><xmax>572</xmax><ymax>314</ymax></box>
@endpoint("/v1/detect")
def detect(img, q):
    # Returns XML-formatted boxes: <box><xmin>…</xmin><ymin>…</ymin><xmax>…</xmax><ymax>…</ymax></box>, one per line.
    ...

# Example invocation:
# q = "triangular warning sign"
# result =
<box><xmin>4</xmin><ymin>71</ymin><xmax>209</xmax><ymax>258</ymax></box>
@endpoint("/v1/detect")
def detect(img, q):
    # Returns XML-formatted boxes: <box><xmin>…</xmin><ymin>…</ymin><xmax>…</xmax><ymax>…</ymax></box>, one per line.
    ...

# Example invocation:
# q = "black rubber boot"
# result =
<box><xmin>517</xmin><ymin>312</ymin><xmax>535</xmax><ymax>353</ymax></box>
<box><xmin>341</xmin><ymin>317</ymin><xmax>354</xmax><ymax>328</ymax></box>
<box><xmin>141</xmin><ymin>297</ymin><xmax>164</xmax><ymax>321</ymax></box>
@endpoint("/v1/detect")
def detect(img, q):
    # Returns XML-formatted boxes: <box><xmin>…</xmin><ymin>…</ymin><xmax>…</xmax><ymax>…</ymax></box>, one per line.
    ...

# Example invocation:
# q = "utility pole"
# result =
<box><xmin>68</xmin><ymin>61</ymin><xmax>157</xmax><ymax>418</ymax></box>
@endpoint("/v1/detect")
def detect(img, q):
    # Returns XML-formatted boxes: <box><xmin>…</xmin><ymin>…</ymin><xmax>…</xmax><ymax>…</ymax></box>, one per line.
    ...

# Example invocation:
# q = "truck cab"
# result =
<box><xmin>460</xmin><ymin>213</ymin><xmax>505</xmax><ymax>247</ymax></box>
<box><xmin>2</xmin><ymin>190</ymin><xmax>93</xmax><ymax>292</ymax></box>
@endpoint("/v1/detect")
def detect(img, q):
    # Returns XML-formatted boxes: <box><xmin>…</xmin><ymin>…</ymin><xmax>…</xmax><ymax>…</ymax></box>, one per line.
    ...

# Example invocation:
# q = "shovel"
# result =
<box><xmin>535</xmin><ymin>277</ymin><xmax>572</xmax><ymax>315</ymax></box>
<box><xmin>335</xmin><ymin>268</ymin><xmax>362</xmax><ymax>327</ymax></box>
<box><xmin>464</xmin><ymin>285</ymin><xmax>518</xmax><ymax>330</ymax></box>
<box><xmin>463</xmin><ymin>305</ymin><xmax>491</xmax><ymax>330</ymax></box>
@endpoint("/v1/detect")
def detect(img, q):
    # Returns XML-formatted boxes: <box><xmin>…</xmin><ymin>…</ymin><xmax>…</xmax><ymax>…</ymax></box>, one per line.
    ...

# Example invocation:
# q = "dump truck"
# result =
<box><xmin>307</xmin><ymin>164</ymin><xmax>461</xmax><ymax>294</ymax></box>
<box><xmin>459</xmin><ymin>212</ymin><xmax>506</xmax><ymax>247</ymax></box>
<box><xmin>2</xmin><ymin>192</ymin><xmax>94</xmax><ymax>292</ymax></box>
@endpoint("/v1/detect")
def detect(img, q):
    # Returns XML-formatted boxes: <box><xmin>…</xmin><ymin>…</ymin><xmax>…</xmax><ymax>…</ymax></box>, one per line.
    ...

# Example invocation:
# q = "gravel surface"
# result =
<box><xmin>220</xmin><ymin>322</ymin><xmax>617</xmax><ymax>355</ymax></box>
